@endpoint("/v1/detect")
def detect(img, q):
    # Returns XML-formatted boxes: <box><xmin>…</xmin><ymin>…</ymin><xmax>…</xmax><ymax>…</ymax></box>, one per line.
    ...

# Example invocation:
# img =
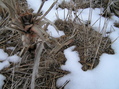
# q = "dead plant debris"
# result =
<box><xmin>55</xmin><ymin>19</ymin><xmax>114</xmax><ymax>71</ymax></box>
<box><xmin>0</xmin><ymin>0</ymin><xmax>115</xmax><ymax>89</ymax></box>
<box><xmin>114</xmin><ymin>22</ymin><xmax>119</xmax><ymax>28</ymax></box>
<box><xmin>0</xmin><ymin>0</ymin><xmax>68</xmax><ymax>89</ymax></box>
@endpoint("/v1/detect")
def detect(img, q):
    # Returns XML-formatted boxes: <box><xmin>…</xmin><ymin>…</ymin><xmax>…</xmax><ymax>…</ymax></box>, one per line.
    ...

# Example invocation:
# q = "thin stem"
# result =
<box><xmin>40</xmin><ymin>0</ymin><xmax>58</xmax><ymax>20</ymax></box>
<box><xmin>30</xmin><ymin>42</ymin><xmax>44</xmax><ymax>89</ymax></box>
<box><xmin>34</xmin><ymin>0</ymin><xmax>46</xmax><ymax>20</ymax></box>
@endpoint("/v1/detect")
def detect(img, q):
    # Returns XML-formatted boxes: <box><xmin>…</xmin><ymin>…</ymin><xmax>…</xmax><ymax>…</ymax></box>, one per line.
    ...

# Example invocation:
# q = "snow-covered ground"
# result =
<box><xmin>1</xmin><ymin>0</ymin><xmax>119</xmax><ymax>89</ymax></box>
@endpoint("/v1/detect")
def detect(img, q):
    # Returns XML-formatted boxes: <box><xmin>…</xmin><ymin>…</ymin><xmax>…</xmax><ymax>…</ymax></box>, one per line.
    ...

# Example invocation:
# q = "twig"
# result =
<box><xmin>91</xmin><ymin>36</ymin><xmax>103</xmax><ymax>69</ymax></box>
<box><xmin>19</xmin><ymin>47</ymin><xmax>26</xmax><ymax>57</ymax></box>
<box><xmin>59</xmin><ymin>80</ymin><xmax>70</xmax><ymax>89</ymax></box>
<box><xmin>40</xmin><ymin>0</ymin><xmax>58</xmax><ymax>20</ymax></box>
<box><xmin>0</xmin><ymin>16</ymin><xmax>9</xmax><ymax>27</ymax></box>
<box><xmin>30</xmin><ymin>42</ymin><xmax>44</xmax><ymax>89</ymax></box>
<box><xmin>0</xmin><ymin>33</ymin><xmax>18</xmax><ymax>44</ymax></box>
<box><xmin>50</xmin><ymin>38</ymin><xmax>73</xmax><ymax>54</ymax></box>
<box><xmin>44</xmin><ymin>17</ymin><xmax>59</xmax><ymax>32</ymax></box>
<box><xmin>34</xmin><ymin>0</ymin><xmax>45</xmax><ymax>20</ymax></box>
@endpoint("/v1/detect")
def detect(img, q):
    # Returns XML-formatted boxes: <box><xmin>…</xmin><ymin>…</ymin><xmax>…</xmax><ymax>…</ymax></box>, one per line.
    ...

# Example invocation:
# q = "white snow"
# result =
<box><xmin>6</xmin><ymin>47</ymin><xmax>15</xmax><ymax>50</ymax></box>
<box><xmin>0</xmin><ymin>49</ymin><xmax>8</xmax><ymax>61</ymax></box>
<box><xmin>0</xmin><ymin>49</ymin><xmax>21</xmax><ymax>64</ymax></box>
<box><xmin>0</xmin><ymin>49</ymin><xmax>10</xmax><ymax>70</ymax></box>
<box><xmin>57</xmin><ymin>38</ymin><xmax>119</xmax><ymax>89</ymax></box>
<box><xmin>41</xmin><ymin>0</ymin><xmax>56</xmax><ymax>13</ymax></box>
<box><xmin>0</xmin><ymin>61</ymin><xmax>10</xmax><ymax>71</ymax></box>
<box><xmin>0</xmin><ymin>49</ymin><xmax>21</xmax><ymax>88</ymax></box>
<box><xmin>58</xmin><ymin>0</ymin><xmax>71</xmax><ymax>4</ymax></box>
<box><xmin>60</xmin><ymin>46</ymin><xmax>81</xmax><ymax>73</ymax></box>
<box><xmin>47</xmin><ymin>25</ymin><xmax>65</xmax><ymax>38</ymax></box>
<box><xmin>7</xmin><ymin>54</ymin><xmax>21</xmax><ymax>64</ymax></box>
<box><xmin>0</xmin><ymin>74</ymin><xmax>6</xmax><ymax>89</ymax></box>
<box><xmin>26</xmin><ymin>0</ymin><xmax>42</xmax><ymax>13</ymax></box>
<box><xmin>77</xmin><ymin>8</ymin><xmax>119</xmax><ymax>35</ymax></box>
<box><xmin>109</xmin><ymin>29</ymin><xmax>119</xmax><ymax>54</ymax></box>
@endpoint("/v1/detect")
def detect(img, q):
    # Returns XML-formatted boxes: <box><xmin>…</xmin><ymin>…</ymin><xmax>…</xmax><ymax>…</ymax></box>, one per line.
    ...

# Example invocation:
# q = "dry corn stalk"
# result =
<box><xmin>0</xmin><ymin>0</ymin><xmax>58</xmax><ymax>51</ymax></box>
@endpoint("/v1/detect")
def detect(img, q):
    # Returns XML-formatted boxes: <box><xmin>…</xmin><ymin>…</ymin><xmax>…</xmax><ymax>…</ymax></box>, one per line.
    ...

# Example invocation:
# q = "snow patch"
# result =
<box><xmin>57</xmin><ymin>43</ymin><xmax>119</xmax><ymax>89</ymax></box>
<box><xmin>26</xmin><ymin>0</ymin><xmax>42</xmax><ymax>13</ymax></box>
<box><xmin>109</xmin><ymin>29</ymin><xmax>119</xmax><ymax>54</ymax></box>
<box><xmin>0</xmin><ymin>49</ymin><xmax>8</xmax><ymax>61</ymax></box>
<box><xmin>0</xmin><ymin>61</ymin><xmax>10</xmax><ymax>71</ymax></box>
<box><xmin>47</xmin><ymin>25</ymin><xmax>65</xmax><ymax>38</ymax></box>
<box><xmin>56</xmin><ymin>25</ymin><xmax>119</xmax><ymax>89</ymax></box>
<box><xmin>0</xmin><ymin>74</ymin><xmax>6</xmax><ymax>89</ymax></box>
<box><xmin>0</xmin><ymin>49</ymin><xmax>21</xmax><ymax>88</ymax></box>
<box><xmin>78</xmin><ymin>8</ymin><xmax>119</xmax><ymax>34</ymax></box>
<box><xmin>7</xmin><ymin>54</ymin><xmax>21</xmax><ymax>64</ymax></box>
<box><xmin>61</xmin><ymin>46</ymin><xmax>82</xmax><ymax>73</ymax></box>
<box><xmin>57</xmin><ymin>0</ymin><xmax>71</xmax><ymax>5</ymax></box>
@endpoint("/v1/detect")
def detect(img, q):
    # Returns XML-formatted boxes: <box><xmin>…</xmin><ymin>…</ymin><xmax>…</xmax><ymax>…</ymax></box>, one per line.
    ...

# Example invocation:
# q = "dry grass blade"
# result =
<box><xmin>59</xmin><ymin>80</ymin><xmax>70</xmax><ymax>89</ymax></box>
<box><xmin>91</xmin><ymin>36</ymin><xmax>103</xmax><ymax>69</ymax></box>
<box><xmin>40</xmin><ymin>0</ymin><xmax>58</xmax><ymax>20</ymax></box>
<box><xmin>0</xmin><ymin>0</ymin><xmax>7</xmax><ymax>9</ymax></box>
<box><xmin>51</xmin><ymin>37</ymin><xmax>73</xmax><ymax>54</ymax></box>
<box><xmin>1</xmin><ymin>0</ymin><xmax>16</xmax><ymax>19</ymax></box>
<box><xmin>31</xmin><ymin>42</ymin><xmax>44</xmax><ymax>89</ymax></box>
<box><xmin>0</xmin><ymin>16</ymin><xmax>9</xmax><ymax>26</ymax></box>
<box><xmin>44</xmin><ymin>17</ymin><xmax>59</xmax><ymax>32</ymax></box>
<box><xmin>34</xmin><ymin>0</ymin><xmax>45</xmax><ymax>20</ymax></box>
<box><xmin>31</xmin><ymin>25</ymin><xmax>46</xmax><ymax>42</ymax></box>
